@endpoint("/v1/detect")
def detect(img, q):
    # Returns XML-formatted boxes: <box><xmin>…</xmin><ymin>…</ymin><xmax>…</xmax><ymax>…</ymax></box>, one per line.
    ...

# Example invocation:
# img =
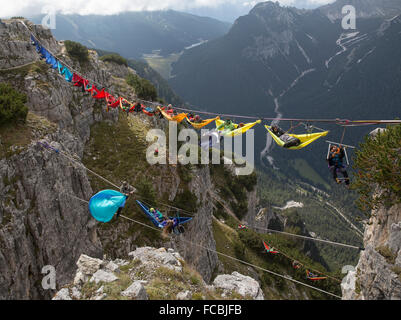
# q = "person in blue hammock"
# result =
<box><xmin>149</xmin><ymin>207</ymin><xmax>178</xmax><ymax>237</ymax></box>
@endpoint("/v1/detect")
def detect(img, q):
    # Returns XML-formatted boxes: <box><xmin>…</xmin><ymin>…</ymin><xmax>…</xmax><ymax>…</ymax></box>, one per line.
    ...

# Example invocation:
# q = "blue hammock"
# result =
<box><xmin>89</xmin><ymin>190</ymin><xmax>127</xmax><ymax>223</ymax></box>
<box><xmin>136</xmin><ymin>200</ymin><xmax>192</xmax><ymax>229</ymax></box>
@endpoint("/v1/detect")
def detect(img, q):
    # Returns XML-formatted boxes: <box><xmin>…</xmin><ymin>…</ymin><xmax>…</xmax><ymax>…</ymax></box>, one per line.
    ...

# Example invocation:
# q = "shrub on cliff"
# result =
<box><xmin>126</xmin><ymin>74</ymin><xmax>158</xmax><ymax>101</ymax></box>
<box><xmin>353</xmin><ymin>124</ymin><xmax>401</xmax><ymax>211</ymax></box>
<box><xmin>0</xmin><ymin>83</ymin><xmax>28</xmax><ymax>126</ymax></box>
<box><xmin>64</xmin><ymin>40</ymin><xmax>89</xmax><ymax>63</ymax></box>
<box><xmin>100</xmin><ymin>53</ymin><xmax>127</xmax><ymax>66</ymax></box>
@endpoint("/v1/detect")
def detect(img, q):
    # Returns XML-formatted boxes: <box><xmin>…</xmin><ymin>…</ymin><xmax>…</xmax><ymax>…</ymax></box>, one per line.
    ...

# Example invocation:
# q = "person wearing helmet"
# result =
<box><xmin>327</xmin><ymin>145</ymin><xmax>350</xmax><ymax>186</ymax></box>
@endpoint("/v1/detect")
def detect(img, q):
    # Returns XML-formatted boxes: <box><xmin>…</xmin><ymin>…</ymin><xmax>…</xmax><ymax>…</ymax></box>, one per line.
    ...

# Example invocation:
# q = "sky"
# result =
<box><xmin>1</xmin><ymin>0</ymin><xmax>336</xmax><ymax>22</ymax></box>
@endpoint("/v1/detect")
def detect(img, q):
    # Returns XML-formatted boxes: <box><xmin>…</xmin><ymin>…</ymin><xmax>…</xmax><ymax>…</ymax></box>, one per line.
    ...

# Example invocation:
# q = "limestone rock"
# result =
<box><xmin>213</xmin><ymin>272</ymin><xmax>264</xmax><ymax>300</ymax></box>
<box><xmin>121</xmin><ymin>281</ymin><xmax>149</xmax><ymax>300</ymax></box>
<box><xmin>105</xmin><ymin>261</ymin><xmax>120</xmax><ymax>273</ymax></box>
<box><xmin>90</xmin><ymin>270</ymin><xmax>119</xmax><ymax>284</ymax></box>
<box><xmin>176</xmin><ymin>290</ymin><xmax>192</xmax><ymax>300</ymax></box>
<box><xmin>52</xmin><ymin>288</ymin><xmax>72</xmax><ymax>300</ymax></box>
<box><xmin>77</xmin><ymin>254</ymin><xmax>104</xmax><ymax>276</ymax></box>
<box><xmin>128</xmin><ymin>247</ymin><xmax>182</xmax><ymax>272</ymax></box>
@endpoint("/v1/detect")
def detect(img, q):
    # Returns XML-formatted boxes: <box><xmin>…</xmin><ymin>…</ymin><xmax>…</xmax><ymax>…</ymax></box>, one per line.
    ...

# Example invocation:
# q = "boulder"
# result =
<box><xmin>121</xmin><ymin>281</ymin><xmax>149</xmax><ymax>300</ymax></box>
<box><xmin>52</xmin><ymin>288</ymin><xmax>72</xmax><ymax>300</ymax></box>
<box><xmin>176</xmin><ymin>290</ymin><xmax>192</xmax><ymax>300</ymax></box>
<box><xmin>213</xmin><ymin>272</ymin><xmax>264</xmax><ymax>300</ymax></box>
<box><xmin>76</xmin><ymin>254</ymin><xmax>104</xmax><ymax>276</ymax></box>
<box><xmin>90</xmin><ymin>270</ymin><xmax>119</xmax><ymax>284</ymax></box>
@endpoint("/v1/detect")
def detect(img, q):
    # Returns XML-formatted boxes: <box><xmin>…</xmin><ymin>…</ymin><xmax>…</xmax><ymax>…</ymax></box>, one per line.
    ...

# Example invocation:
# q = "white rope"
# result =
<box><xmin>249</xmin><ymin>225</ymin><xmax>363</xmax><ymax>250</ymax></box>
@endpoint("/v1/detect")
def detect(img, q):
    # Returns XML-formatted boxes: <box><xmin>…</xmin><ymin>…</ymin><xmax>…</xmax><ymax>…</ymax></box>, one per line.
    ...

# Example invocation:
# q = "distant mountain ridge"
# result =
<box><xmin>30</xmin><ymin>10</ymin><xmax>231</xmax><ymax>59</ymax></box>
<box><xmin>320</xmin><ymin>0</ymin><xmax>401</xmax><ymax>20</ymax></box>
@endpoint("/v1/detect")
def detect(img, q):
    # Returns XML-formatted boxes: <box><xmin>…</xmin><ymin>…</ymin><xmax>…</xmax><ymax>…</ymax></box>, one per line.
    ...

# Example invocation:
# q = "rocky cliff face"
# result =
<box><xmin>0</xmin><ymin>19</ymin><xmax>124</xmax><ymax>299</ymax></box>
<box><xmin>342</xmin><ymin>202</ymin><xmax>401</xmax><ymax>300</ymax></box>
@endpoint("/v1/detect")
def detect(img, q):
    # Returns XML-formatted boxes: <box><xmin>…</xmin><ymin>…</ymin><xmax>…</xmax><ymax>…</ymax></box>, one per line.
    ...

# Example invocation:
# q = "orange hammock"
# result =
<box><xmin>157</xmin><ymin>107</ymin><xmax>187</xmax><ymax>123</ymax></box>
<box><xmin>186</xmin><ymin>116</ymin><xmax>220</xmax><ymax>129</ymax></box>
<box><xmin>306</xmin><ymin>270</ymin><xmax>327</xmax><ymax>281</ymax></box>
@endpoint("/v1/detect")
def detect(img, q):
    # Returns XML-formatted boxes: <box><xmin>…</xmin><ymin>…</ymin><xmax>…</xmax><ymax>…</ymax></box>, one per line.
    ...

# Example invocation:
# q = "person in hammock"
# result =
<box><xmin>115</xmin><ymin>181</ymin><xmax>136</xmax><ymax>219</ymax></box>
<box><xmin>271</xmin><ymin>125</ymin><xmax>301</xmax><ymax>148</ymax></box>
<box><xmin>327</xmin><ymin>145</ymin><xmax>350</xmax><ymax>186</ymax></box>
<box><xmin>149</xmin><ymin>207</ymin><xmax>176</xmax><ymax>237</ymax></box>
<box><xmin>133</xmin><ymin>102</ymin><xmax>142</xmax><ymax>113</ymax></box>
<box><xmin>217</xmin><ymin>119</ymin><xmax>236</xmax><ymax>132</ymax></box>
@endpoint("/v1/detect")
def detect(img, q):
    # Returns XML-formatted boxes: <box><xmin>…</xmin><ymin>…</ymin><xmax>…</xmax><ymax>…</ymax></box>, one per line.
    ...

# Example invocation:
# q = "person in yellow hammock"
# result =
<box><xmin>271</xmin><ymin>125</ymin><xmax>301</xmax><ymax>148</ymax></box>
<box><xmin>217</xmin><ymin>119</ymin><xmax>236</xmax><ymax>132</ymax></box>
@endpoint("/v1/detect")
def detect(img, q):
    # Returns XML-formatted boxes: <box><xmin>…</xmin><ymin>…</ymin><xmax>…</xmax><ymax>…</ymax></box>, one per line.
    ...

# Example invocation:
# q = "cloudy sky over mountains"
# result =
<box><xmin>3</xmin><ymin>0</ymin><xmax>335</xmax><ymax>21</ymax></box>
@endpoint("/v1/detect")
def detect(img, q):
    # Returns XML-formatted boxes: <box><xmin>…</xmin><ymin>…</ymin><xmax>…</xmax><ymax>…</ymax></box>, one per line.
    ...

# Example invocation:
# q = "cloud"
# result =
<box><xmin>1</xmin><ymin>0</ymin><xmax>335</xmax><ymax>17</ymax></box>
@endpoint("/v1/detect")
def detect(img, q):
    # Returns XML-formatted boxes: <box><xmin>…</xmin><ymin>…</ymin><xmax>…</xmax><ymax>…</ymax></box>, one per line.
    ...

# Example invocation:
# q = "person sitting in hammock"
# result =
<box><xmin>327</xmin><ymin>145</ymin><xmax>350</xmax><ymax>186</ymax></box>
<box><xmin>217</xmin><ymin>119</ymin><xmax>236</xmax><ymax>132</ymax></box>
<box><xmin>194</xmin><ymin>115</ymin><xmax>202</xmax><ymax>123</ymax></box>
<box><xmin>149</xmin><ymin>207</ymin><xmax>176</xmax><ymax>237</ymax></box>
<box><xmin>133</xmin><ymin>102</ymin><xmax>142</xmax><ymax>113</ymax></box>
<box><xmin>271</xmin><ymin>125</ymin><xmax>301</xmax><ymax>148</ymax></box>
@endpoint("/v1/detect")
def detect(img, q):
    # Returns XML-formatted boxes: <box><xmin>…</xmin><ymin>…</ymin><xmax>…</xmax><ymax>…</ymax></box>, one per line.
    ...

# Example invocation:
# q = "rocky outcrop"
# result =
<box><xmin>213</xmin><ymin>271</ymin><xmax>264</xmax><ymax>300</ymax></box>
<box><xmin>53</xmin><ymin>248</ymin><xmax>264</xmax><ymax>300</ymax></box>
<box><xmin>342</xmin><ymin>203</ymin><xmax>401</xmax><ymax>300</ymax></box>
<box><xmin>173</xmin><ymin>166</ymin><xmax>219</xmax><ymax>284</ymax></box>
<box><xmin>0</xmin><ymin>130</ymin><xmax>103</xmax><ymax>299</ymax></box>
<box><xmin>0</xmin><ymin>20</ymin><xmax>123</xmax><ymax>299</ymax></box>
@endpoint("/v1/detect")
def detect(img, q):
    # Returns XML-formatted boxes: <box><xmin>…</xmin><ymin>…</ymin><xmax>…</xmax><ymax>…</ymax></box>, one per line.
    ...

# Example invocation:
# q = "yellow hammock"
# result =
<box><xmin>216</xmin><ymin>119</ymin><xmax>262</xmax><ymax>137</ymax></box>
<box><xmin>265</xmin><ymin>125</ymin><xmax>329</xmax><ymax>150</ymax></box>
<box><xmin>157</xmin><ymin>107</ymin><xmax>188</xmax><ymax>123</ymax></box>
<box><xmin>186</xmin><ymin>116</ymin><xmax>220</xmax><ymax>129</ymax></box>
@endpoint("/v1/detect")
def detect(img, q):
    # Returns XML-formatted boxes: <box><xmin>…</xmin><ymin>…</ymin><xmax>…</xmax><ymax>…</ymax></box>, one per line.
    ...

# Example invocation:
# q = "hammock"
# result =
<box><xmin>263</xmin><ymin>241</ymin><xmax>279</xmax><ymax>254</ymax></box>
<box><xmin>215</xmin><ymin>119</ymin><xmax>262</xmax><ymax>137</ymax></box>
<box><xmin>136</xmin><ymin>200</ymin><xmax>192</xmax><ymax>229</ymax></box>
<box><xmin>186</xmin><ymin>116</ymin><xmax>220</xmax><ymax>129</ymax></box>
<box><xmin>306</xmin><ymin>270</ymin><xmax>327</xmax><ymax>281</ymax></box>
<box><xmin>157</xmin><ymin>107</ymin><xmax>188</xmax><ymax>123</ymax></box>
<box><xmin>265</xmin><ymin>125</ymin><xmax>329</xmax><ymax>150</ymax></box>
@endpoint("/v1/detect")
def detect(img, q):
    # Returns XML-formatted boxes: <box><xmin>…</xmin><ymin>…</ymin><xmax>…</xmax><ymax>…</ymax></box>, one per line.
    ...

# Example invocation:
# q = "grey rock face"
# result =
<box><xmin>128</xmin><ymin>247</ymin><xmax>183</xmax><ymax>272</ymax></box>
<box><xmin>342</xmin><ymin>203</ymin><xmax>401</xmax><ymax>300</ymax></box>
<box><xmin>76</xmin><ymin>254</ymin><xmax>104</xmax><ymax>276</ymax></box>
<box><xmin>121</xmin><ymin>281</ymin><xmax>149</xmax><ymax>300</ymax></box>
<box><xmin>176</xmin><ymin>290</ymin><xmax>192</xmax><ymax>300</ymax></box>
<box><xmin>213</xmin><ymin>271</ymin><xmax>264</xmax><ymax>300</ymax></box>
<box><xmin>173</xmin><ymin>166</ymin><xmax>219</xmax><ymax>283</ymax></box>
<box><xmin>0</xmin><ymin>132</ymin><xmax>103</xmax><ymax>299</ymax></box>
<box><xmin>52</xmin><ymin>288</ymin><xmax>72</xmax><ymax>300</ymax></box>
<box><xmin>0</xmin><ymin>20</ymin><xmax>125</xmax><ymax>299</ymax></box>
<box><xmin>90</xmin><ymin>269</ymin><xmax>119</xmax><ymax>284</ymax></box>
